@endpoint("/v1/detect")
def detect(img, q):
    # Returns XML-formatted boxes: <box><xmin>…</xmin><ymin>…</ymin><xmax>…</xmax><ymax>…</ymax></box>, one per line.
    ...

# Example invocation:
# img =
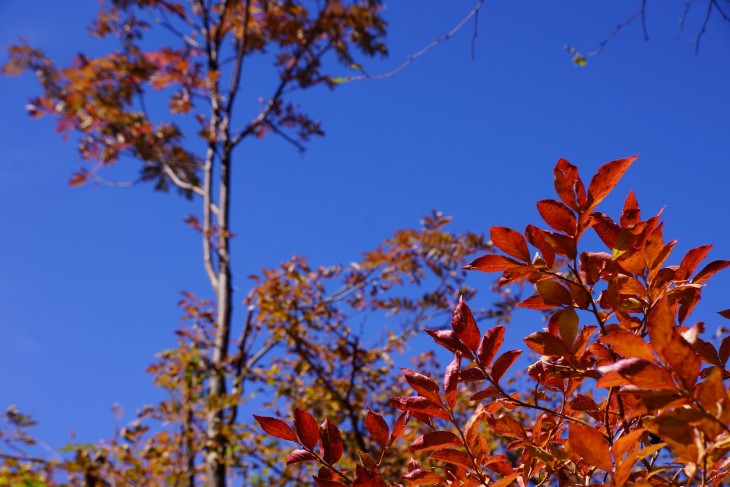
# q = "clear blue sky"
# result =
<box><xmin>1</xmin><ymin>0</ymin><xmax>729</xmax><ymax>452</ymax></box>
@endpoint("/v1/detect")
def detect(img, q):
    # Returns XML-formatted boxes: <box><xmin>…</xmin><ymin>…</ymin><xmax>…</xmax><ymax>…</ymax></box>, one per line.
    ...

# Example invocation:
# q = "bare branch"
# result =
<box><xmin>337</xmin><ymin>0</ymin><xmax>485</xmax><ymax>82</ymax></box>
<box><xmin>268</xmin><ymin>124</ymin><xmax>307</xmax><ymax>153</ymax></box>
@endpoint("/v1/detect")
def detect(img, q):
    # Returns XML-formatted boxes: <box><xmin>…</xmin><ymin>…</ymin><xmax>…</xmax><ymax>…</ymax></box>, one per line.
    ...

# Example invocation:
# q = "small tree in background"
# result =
<box><xmin>262</xmin><ymin>157</ymin><xmax>730</xmax><ymax>486</ymax></box>
<box><xmin>2</xmin><ymin>1</ymin><xmax>502</xmax><ymax>486</ymax></box>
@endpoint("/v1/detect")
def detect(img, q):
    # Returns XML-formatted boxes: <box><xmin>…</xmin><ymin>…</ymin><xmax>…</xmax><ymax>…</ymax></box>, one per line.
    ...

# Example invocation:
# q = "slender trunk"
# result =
<box><xmin>205</xmin><ymin>146</ymin><xmax>232</xmax><ymax>487</ymax></box>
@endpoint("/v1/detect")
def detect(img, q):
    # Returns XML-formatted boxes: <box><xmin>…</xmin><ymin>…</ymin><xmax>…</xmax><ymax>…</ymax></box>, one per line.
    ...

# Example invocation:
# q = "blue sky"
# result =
<box><xmin>1</xmin><ymin>0</ymin><xmax>730</xmax><ymax>452</ymax></box>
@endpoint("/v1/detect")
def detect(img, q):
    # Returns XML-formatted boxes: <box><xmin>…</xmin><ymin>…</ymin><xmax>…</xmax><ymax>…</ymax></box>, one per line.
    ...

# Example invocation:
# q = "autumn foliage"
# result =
<box><xmin>258</xmin><ymin>157</ymin><xmax>730</xmax><ymax>486</ymax></box>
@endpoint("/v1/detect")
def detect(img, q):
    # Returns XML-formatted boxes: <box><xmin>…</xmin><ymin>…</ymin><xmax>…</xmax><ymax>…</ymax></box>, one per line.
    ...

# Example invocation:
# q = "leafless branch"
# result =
<box><xmin>93</xmin><ymin>175</ymin><xmax>140</xmax><ymax>188</ymax></box>
<box><xmin>337</xmin><ymin>0</ymin><xmax>485</xmax><ymax>82</ymax></box>
<box><xmin>694</xmin><ymin>0</ymin><xmax>730</xmax><ymax>53</ymax></box>
<box><xmin>676</xmin><ymin>0</ymin><xmax>697</xmax><ymax>39</ymax></box>
<box><xmin>269</xmin><ymin>124</ymin><xmax>307</xmax><ymax>153</ymax></box>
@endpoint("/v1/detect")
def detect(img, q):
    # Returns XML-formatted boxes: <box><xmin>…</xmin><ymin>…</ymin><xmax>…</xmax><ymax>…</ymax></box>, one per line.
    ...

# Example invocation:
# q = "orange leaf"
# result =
<box><xmin>490</xmin><ymin>226</ymin><xmax>531</xmax><ymax>262</ymax></box>
<box><xmin>486</xmin><ymin>414</ymin><xmax>527</xmax><ymax>439</ymax></box>
<box><xmin>599</xmin><ymin>329</ymin><xmax>655</xmax><ymax>361</ymax></box>
<box><xmin>597</xmin><ymin>358</ymin><xmax>676</xmax><ymax>390</ymax></box>
<box><xmin>68</xmin><ymin>172</ymin><xmax>88</xmax><ymax>187</ymax></box>
<box><xmin>587</xmin><ymin>155</ymin><xmax>636</xmax><ymax>210</ymax></box>
<box><xmin>568</xmin><ymin>424</ymin><xmax>612</xmax><ymax>471</ymax></box>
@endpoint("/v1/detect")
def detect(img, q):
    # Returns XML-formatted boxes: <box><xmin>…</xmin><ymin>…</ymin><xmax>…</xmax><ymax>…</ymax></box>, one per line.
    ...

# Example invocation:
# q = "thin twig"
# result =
<box><xmin>341</xmin><ymin>0</ymin><xmax>485</xmax><ymax>82</ymax></box>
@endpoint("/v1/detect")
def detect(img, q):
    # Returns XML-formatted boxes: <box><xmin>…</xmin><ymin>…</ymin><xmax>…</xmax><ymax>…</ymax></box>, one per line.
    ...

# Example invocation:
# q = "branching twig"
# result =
<box><xmin>338</xmin><ymin>0</ymin><xmax>485</xmax><ymax>82</ymax></box>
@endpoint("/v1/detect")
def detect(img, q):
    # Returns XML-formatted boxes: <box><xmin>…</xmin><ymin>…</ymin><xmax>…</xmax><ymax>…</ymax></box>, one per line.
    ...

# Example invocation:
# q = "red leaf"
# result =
<box><xmin>568</xmin><ymin>424</ymin><xmax>612</xmax><ymax>471</ymax></box>
<box><xmin>390</xmin><ymin>411</ymin><xmax>411</xmax><ymax>442</ymax></box>
<box><xmin>491</xmin><ymin>350</ymin><xmax>522</xmax><ymax>383</ymax></box>
<box><xmin>543</xmin><ymin>231</ymin><xmax>577</xmax><ymax>259</ymax></box>
<box><xmin>444</xmin><ymin>354</ymin><xmax>460</xmax><ymax>409</ymax></box>
<box><xmin>536</xmin><ymin>199</ymin><xmax>577</xmax><ymax>235</ymax></box>
<box><xmin>692</xmin><ymin>260</ymin><xmax>730</xmax><ymax>284</ymax></box>
<box><xmin>536</xmin><ymin>279</ymin><xmax>572</xmax><ymax>306</ymax></box>
<box><xmin>353</xmin><ymin>465</ymin><xmax>387</xmax><ymax>487</ymax></box>
<box><xmin>428</xmin><ymin>448</ymin><xmax>474</xmax><ymax>469</ymax></box>
<box><xmin>486</xmin><ymin>414</ymin><xmax>527</xmax><ymax>439</ymax></box>
<box><xmin>677</xmin><ymin>245</ymin><xmax>712</xmax><ymax>280</ymax></box>
<box><xmin>717</xmin><ymin>309</ymin><xmax>730</xmax><ymax>320</ymax></box>
<box><xmin>587</xmin><ymin>155</ymin><xmax>636</xmax><ymax>210</ymax></box>
<box><xmin>313</xmin><ymin>476</ymin><xmax>346</xmax><ymax>487</ymax></box>
<box><xmin>464</xmin><ymin>254</ymin><xmax>522</xmax><ymax>273</ymax></box>
<box><xmin>451</xmin><ymin>297</ymin><xmax>481</xmax><ymax>352</ymax></box>
<box><xmin>365</xmin><ymin>410</ymin><xmax>389</xmax><ymax>449</ymax></box>
<box><xmin>287</xmin><ymin>449</ymin><xmax>318</xmax><ymax>464</ymax></box>
<box><xmin>253</xmin><ymin>415</ymin><xmax>297</xmax><ymax>442</ymax></box>
<box><xmin>491</xmin><ymin>226</ymin><xmax>530</xmax><ymax>262</ymax></box>
<box><xmin>409</xmin><ymin>431</ymin><xmax>460</xmax><ymax>452</ymax></box>
<box><xmin>319</xmin><ymin>418</ymin><xmax>343</xmax><ymax>464</ymax></box>
<box><xmin>599</xmin><ymin>329</ymin><xmax>655</xmax><ymax>361</ymax></box>
<box><xmin>523</xmin><ymin>331</ymin><xmax>572</xmax><ymax>357</ymax></box>
<box><xmin>390</xmin><ymin>396</ymin><xmax>449</xmax><ymax>421</ymax></box>
<box><xmin>401</xmin><ymin>368</ymin><xmax>442</xmax><ymax>405</ymax></box>
<box><xmin>525</xmin><ymin>225</ymin><xmax>556</xmax><ymax>269</ymax></box>
<box><xmin>648</xmin><ymin>297</ymin><xmax>701</xmax><ymax>388</ymax></box>
<box><xmin>401</xmin><ymin>469</ymin><xmax>447</xmax><ymax>485</ymax></box>
<box><xmin>425</xmin><ymin>329</ymin><xmax>472</xmax><ymax>356</ymax></box>
<box><xmin>620</xmin><ymin>190</ymin><xmax>641</xmax><ymax>228</ymax></box>
<box><xmin>597</xmin><ymin>358</ymin><xmax>676</xmax><ymax>390</ymax></box>
<box><xmin>68</xmin><ymin>172</ymin><xmax>88</xmax><ymax>187</ymax></box>
<box><xmin>553</xmin><ymin>158</ymin><xmax>586</xmax><ymax>211</ymax></box>
<box><xmin>293</xmin><ymin>408</ymin><xmax>320</xmax><ymax>450</ymax></box>
<box><xmin>589</xmin><ymin>212</ymin><xmax>621</xmax><ymax>249</ymax></box>
<box><xmin>477</xmin><ymin>325</ymin><xmax>505</xmax><ymax>367</ymax></box>
<box><xmin>516</xmin><ymin>294</ymin><xmax>556</xmax><ymax>310</ymax></box>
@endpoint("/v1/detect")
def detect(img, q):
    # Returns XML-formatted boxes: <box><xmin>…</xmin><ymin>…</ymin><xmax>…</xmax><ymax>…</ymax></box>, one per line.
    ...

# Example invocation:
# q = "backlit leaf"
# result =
<box><xmin>293</xmin><ymin>408</ymin><xmax>320</xmax><ymax>450</ymax></box>
<box><xmin>477</xmin><ymin>325</ymin><xmax>505</xmax><ymax>367</ymax></box>
<box><xmin>537</xmin><ymin>199</ymin><xmax>577</xmax><ymax>235</ymax></box>
<box><xmin>409</xmin><ymin>431</ymin><xmax>460</xmax><ymax>453</ymax></box>
<box><xmin>491</xmin><ymin>350</ymin><xmax>522</xmax><ymax>383</ymax></box>
<box><xmin>365</xmin><ymin>410</ymin><xmax>389</xmax><ymax>449</ymax></box>
<box><xmin>569</xmin><ymin>424</ymin><xmax>612</xmax><ymax>471</ymax></box>
<box><xmin>428</xmin><ymin>448</ymin><xmax>474</xmax><ymax>469</ymax></box>
<box><xmin>253</xmin><ymin>415</ymin><xmax>297</xmax><ymax>442</ymax></box>
<box><xmin>451</xmin><ymin>297</ymin><xmax>481</xmax><ymax>352</ymax></box>
<box><xmin>491</xmin><ymin>226</ymin><xmax>530</xmax><ymax>262</ymax></box>
<box><xmin>587</xmin><ymin>156</ymin><xmax>636</xmax><ymax>210</ymax></box>
<box><xmin>286</xmin><ymin>449</ymin><xmax>317</xmax><ymax>464</ymax></box>
<box><xmin>464</xmin><ymin>254</ymin><xmax>522</xmax><ymax>273</ymax></box>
